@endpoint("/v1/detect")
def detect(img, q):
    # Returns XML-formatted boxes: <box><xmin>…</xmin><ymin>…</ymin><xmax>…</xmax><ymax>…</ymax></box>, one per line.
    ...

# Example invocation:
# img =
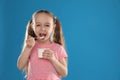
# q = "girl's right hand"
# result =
<box><xmin>26</xmin><ymin>35</ymin><xmax>35</xmax><ymax>49</ymax></box>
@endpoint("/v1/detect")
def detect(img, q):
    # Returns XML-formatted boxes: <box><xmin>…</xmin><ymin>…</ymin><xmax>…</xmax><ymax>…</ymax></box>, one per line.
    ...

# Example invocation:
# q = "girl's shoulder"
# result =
<box><xmin>53</xmin><ymin>42</ymin><xmax>65</xmax><ymax>51</ymax></box>
<box><xmin>53</xmin><ymin>42</ymin><xmax>63</xmax><ymax>48</ymax></box>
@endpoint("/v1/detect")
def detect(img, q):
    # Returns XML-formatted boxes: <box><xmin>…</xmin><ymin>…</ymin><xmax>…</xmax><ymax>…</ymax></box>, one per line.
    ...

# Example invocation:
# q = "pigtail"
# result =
<box><xmin>22</xmin><ymin>20</ymin><xmax>32</xmax><ymax>50</ymax></box>
<box><xmin>53</xmin><ymin>18</ymin><xmax>65</xmax><ymax>48</ymax></box>
<box><xmin>28</xmin><ymin>20</ymin><xmax>37</xmax><ymax>38</ymax></box>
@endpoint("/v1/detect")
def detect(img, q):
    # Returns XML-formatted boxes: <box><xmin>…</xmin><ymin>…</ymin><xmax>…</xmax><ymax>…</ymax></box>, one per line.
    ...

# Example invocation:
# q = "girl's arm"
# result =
<box><xmin>50</xmin><ymin>58</ymin><xmax>68</xmax><ymax>77</ymax></box>
<box><xmin>17</xmin><ymin>35</ymin><xmax>35</xmax><ymax>70</ymax></box>
<box><xmin>17</xmin><ymin>46</ymin><xmax>32</xmax><ymax>70</ymax></box>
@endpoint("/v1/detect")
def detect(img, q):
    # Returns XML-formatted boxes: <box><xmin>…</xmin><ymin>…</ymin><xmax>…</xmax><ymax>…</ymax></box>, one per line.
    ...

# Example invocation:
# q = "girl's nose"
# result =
<box><xmin>41</xmin><ymin>26</ymin><xmax>45</xmax><ymax>31</ymax></box>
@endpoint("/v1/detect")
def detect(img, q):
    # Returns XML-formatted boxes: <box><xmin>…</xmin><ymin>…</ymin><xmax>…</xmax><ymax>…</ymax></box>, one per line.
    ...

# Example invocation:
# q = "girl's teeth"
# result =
<box><xmin>39</xmin><ymin>36</ymin><xmax>44</xmax><ymax>39</ymax></box>
<box><xmin>37</xmin><ymin>33</ymin><xmax>46</xmax><ymax>40</ymax></box>
<box><xmin>38</xmin><ymin>35</ymin><xmax>45</xmax><ymax>40</ymax></box>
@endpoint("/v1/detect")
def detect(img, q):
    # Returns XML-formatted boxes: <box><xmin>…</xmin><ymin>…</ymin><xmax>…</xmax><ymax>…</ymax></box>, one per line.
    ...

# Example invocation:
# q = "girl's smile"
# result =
<box><xmin>38</xmin><ymin>32</ymin><xmax>47</xmax><ymax>40</ymax></box>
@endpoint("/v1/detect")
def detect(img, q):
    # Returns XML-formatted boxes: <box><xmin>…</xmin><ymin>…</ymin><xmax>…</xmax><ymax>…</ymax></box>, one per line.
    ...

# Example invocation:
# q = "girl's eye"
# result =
<box><xmin>36</xmin><ymin>24</ymin><xmax>40</xmax><ymax>27</ymax></box>
<box><xmin>45</xmin><ymin>25</ymin><xmax>50</xmax><ymax>27</ymax></box>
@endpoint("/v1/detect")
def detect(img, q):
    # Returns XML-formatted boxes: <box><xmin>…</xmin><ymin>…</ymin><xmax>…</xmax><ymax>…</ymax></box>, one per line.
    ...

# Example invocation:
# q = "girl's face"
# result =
<box><xmin>32</xmin><ymin>13</ymin><xmax>56</xmax><ymax>42</ymax></box>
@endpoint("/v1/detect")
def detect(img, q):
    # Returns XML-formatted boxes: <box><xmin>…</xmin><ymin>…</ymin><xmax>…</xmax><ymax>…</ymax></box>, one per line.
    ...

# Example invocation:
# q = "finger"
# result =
<box><xmin>44</xmin><ymin>52</ymin><xmax>52</xmax><ymax>57</ymax></box>
<box><xmin>43</xmin><ymin>52</ymin><xmax>51</xmax><ymax>58</ymax></box>
<box><xmin>44</xmin><ymin>49</ymin><xmax>53</xmax><ymax>53</ymax></box>
<box><xmin>42</xmin><ymin>54</ymin><xmax>49</xmax><ymax>59</ymax></box>
<box><xmin>43</xmin><ymin>52</ymin><xmax>49</xmax><ymax>56</ymax></box>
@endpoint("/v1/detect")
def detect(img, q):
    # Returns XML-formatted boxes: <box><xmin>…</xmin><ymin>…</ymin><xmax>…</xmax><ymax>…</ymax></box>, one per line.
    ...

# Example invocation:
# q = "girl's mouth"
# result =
<box><xmin>37</xmin><ymin>33</ymin><xmax>46</xmax><ymax>40</ymax></box>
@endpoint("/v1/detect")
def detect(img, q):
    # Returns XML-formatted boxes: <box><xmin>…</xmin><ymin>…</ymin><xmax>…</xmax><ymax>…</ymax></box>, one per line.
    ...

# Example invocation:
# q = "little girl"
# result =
<box><xmin>17</xmin><ymin>10</ymin><xmax>68</xmax><ymax>80</ymax></box>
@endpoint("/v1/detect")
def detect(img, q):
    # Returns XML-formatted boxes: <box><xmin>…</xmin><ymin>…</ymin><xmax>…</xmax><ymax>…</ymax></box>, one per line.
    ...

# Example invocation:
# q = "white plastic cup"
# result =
<box><xmin>38</xmin><ymin>48</ymin><xmax>46</xmax><ymax>58</ymax></box>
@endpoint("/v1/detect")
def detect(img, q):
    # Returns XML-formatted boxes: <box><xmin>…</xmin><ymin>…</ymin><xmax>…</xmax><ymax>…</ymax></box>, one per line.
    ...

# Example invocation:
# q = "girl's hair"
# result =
<box><xmin>22</xmin><ymin>10</ymin><xmax>65</xmax><ymax>51</ymax></box>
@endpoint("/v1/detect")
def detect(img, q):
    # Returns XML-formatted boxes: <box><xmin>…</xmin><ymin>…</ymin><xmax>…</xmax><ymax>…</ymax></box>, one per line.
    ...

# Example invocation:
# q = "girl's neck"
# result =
<box><xmin>36</xmin><ymin>39</ymin><xmax>53</xmax><ymax>45</ymax></box>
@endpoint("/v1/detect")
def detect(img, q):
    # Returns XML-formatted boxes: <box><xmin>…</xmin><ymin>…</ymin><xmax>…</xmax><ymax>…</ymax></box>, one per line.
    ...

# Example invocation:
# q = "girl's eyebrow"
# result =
<box><xmin>35</xmin><ymin>22</ymin><xmax>50</xmax><ymax>25</ymax></box>
<box><xmin>36</xmin><ymin>22</ymin><xmax>41</xmax><ymax>24</ymax></box>
<box><xmin>45</xmin><ymin>23</ymin><xmax>50</xmax><ymax>25</ymax></box>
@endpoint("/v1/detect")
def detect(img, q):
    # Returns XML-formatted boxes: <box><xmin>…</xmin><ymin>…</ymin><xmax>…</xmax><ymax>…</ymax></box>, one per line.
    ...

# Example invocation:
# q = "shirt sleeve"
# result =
<box><xmin>58</xmin><ymin>46</ymin><xmax>68</xmax><ymax>60</ymax></box>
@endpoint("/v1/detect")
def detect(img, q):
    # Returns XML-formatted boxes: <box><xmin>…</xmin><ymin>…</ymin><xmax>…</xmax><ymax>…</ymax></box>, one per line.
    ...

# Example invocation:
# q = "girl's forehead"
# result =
<box><xmin>33</xmin><ymin>13</ymin><xmax>54</xmax><ymax>23</ymax></box>
<box><xmin>35</xmin><ymin>13</ymin><xmax>53</xmax><ymax>19</ymax></box>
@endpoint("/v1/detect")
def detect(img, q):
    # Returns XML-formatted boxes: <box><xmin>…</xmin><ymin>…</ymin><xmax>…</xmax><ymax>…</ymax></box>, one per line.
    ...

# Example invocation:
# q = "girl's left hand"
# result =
<box><xmin>42</xmin><ymin>49</ymin><xmax>56</xmax><ymax>61</ymax></box>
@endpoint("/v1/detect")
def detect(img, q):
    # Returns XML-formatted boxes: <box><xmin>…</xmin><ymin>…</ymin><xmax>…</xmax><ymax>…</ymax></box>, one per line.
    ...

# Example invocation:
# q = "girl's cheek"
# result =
<box><xmin>35</xmin><ymin>28</ymin><xmax>39</xmax><ymax>33</ymax></box>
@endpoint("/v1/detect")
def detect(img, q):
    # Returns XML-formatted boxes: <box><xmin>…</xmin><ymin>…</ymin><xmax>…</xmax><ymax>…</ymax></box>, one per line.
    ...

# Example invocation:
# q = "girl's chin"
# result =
<box><xmin>37</xmin><ymin>38</ymin><xmax>49</xmax><ymax>42</ymax></box>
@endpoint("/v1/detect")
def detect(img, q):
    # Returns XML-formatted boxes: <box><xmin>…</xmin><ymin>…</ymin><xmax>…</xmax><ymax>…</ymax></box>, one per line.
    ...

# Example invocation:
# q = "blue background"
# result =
<box><xmin>0</xmin><ymin>0</ymin><xmax>120</xmax><ymax>80</ymax></box>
